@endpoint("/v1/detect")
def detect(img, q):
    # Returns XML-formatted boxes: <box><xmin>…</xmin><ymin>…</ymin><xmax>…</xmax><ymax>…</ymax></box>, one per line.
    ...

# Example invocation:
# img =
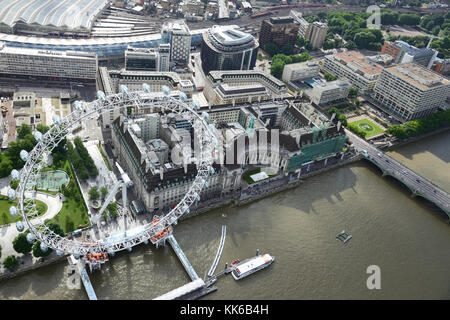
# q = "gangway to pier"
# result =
<box><xmin>207</xmin><ymin>225</ymin><xmax>226</xmax><ymax>277</ymax></box>
<box><xmin>68</xmin><ymin>255</ymin><xmax>98</xmax><ymax>300</ymax></box>
<box><xmin>153</xmin><ymin>279</ymin><xmax>206</xmax><ymax>300</ymax></box>
<box><xmin>167</xmin><ymin>235</ymin><xmax>199</xmax><ymax>281</ymax></box>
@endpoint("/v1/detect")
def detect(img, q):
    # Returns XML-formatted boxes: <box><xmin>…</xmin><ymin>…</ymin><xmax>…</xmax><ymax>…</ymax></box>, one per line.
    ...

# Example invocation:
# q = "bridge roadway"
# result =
<box><xmin>346</xmin><ymin>130</ymin><xmax>450</xmax><ymax>218</ymax></box>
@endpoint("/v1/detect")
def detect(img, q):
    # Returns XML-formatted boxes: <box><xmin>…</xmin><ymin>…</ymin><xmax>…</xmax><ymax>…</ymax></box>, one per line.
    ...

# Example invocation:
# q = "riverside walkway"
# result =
<box><xmin>346</xmin><ymin>130</ymin><xmax>450</xmax><ymax>218</ymax></box>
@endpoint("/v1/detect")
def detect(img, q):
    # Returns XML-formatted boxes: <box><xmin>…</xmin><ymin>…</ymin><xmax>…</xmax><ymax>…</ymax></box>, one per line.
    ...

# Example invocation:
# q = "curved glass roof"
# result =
<box><xmin>0</xmin><ymin>0</ymin><xmax>108</xmax><ymax>30</ymax></box>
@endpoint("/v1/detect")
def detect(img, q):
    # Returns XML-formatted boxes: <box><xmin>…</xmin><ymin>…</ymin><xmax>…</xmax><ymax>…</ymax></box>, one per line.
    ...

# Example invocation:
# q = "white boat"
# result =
<box><xmin>231</xmin><ymin>253</ymin><xmax>274</xmax><ymax>280</ymax></box>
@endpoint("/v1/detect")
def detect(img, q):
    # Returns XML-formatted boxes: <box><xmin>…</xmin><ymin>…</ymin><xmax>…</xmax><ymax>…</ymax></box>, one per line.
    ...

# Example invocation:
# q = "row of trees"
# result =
<box><xmin>88</xmin><ymin>186</ymin><xmax>108</xmax><ymax>201</ymax></box>
<box><xmin>420</xmin><ymin>12</ymin><xmax>450</xmax><ymax>37</ymax></box>
<box><xmin>263</xmin><ymin>43</ymin><xmax>295</xmax><ymax>57</ymax></box>
<box><xmin>387</xmin><ymin>109</ymin><xmax>450</xmax><ymax>140</ymax></box>
<box><xmin>67</xmin><ymin>137</ymin><xmax>98</xmax><ymax>180</ymax></box>
<box><xmin>270</xmin><ymin>52</ymin><xmax>313</xmax><ymax>79</ymax></box>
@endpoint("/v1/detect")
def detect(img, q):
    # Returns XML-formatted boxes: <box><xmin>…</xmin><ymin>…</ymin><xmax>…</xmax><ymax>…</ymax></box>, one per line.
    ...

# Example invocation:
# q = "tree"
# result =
<box><xmin>324</xmin><ymin>72</ymin><xmax>338</xmax><ymax>82</ymax></box>
<box><xmin>323</xmin><ymin>40</ymin><xmax>335</xmax><ymax>50</ymax></box>
<box><xmin>100</xmin><ymin>186</ymin><xmax>108</xmax><ymax>200</ymax></box>
<box><xmin>338</xmin><ymin>114</ymin><xmax>348</xmax><ymax>127</ymax></box>
<box><xmin>280</xmin><ymin>44</ymin><xmax>294</xmax><ymax>56</ymax></box>
<box><xmin>0</xmin><ymin>244</ymin><xmax>2</xmax><ymax>258</ymax></box>
<box><xmin>13</xmin><ymin>233</ymin><xmax>32</xmax><ymax>254</ymax></box>
<box><xmin>398</xmin><ymin>14</ymin><xmax>420</xmax><ymax>26</ymax></box>
<box><xmin>89</xmin><ymin>186</ymin><xmax>100</xmax><ymax>201</ymax></box>
<box><xmin>296</xmin><ymin>36</ymin><xmax>306</xmax><ymax>48</ymax></box>
<box><xmin>3</xmin><ymin>255</ymin><xmax>18</xmax><ymax>271</ymax></box>
<box><xmin>344</xmin><ymin>40</ymin><xmax>357</xmax><ymax>50</ymax></box>
<box><xmin>0</xmin><ymin>155</ymin><xmax>13</xmax><ymax>178</ymax></box>
<box><xmin>264</xmin><ymin>43</ymin><xmax>278</xmax><ymax>56</ymax></box>
<box><xmin>17</xmin><ymin>124</ymin><xmax>32</xmax><ymax>139</ymax></box>
<box><xmin>48</xmin><ymin>221</ymin><xmax>65</xmax><ymax>237</ymax></box>
<box><xmin>32</xmin><ymin>240</ymin><xmax>51</xmax><ymax>258</ymax></box>
<box><xmin>36</xmin><ymin>124</ymin><xmax>50</xmax><ymax>134</ymax></box>
<box><xmin>349</xmin><ymin>88</ymin><xmax>357</xmax><ymax>97</ymax></box>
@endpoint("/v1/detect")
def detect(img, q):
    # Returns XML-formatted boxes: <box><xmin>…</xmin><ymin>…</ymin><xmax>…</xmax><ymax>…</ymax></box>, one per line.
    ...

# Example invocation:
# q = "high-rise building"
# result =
<box><xmin>161</xmin><ymin>20</ymin><xmax>191</xmax><ymax>65</ymax></box>
<box><xmin>200</xmin><ymin>25</ymin><xmax>259</xmax><ymax>75</ymax></box>
<box><xmin>381</xmin><ymin>40</ymin><xmax>438</xmax><ymax>68</ymax></box>
<box><xmin>290</xmin><ymin>10</ymin><xmax>328</xmax><ymax>49</ymax></box>
<box><xmin>259</xmin><ymin>16</ymin><xmax>299</xmax><ymax>49</ymax></box>
<box><xmin>373</xmin><ymin>63</ymin><xmax>450</xmax><ymax>122</ymax></box>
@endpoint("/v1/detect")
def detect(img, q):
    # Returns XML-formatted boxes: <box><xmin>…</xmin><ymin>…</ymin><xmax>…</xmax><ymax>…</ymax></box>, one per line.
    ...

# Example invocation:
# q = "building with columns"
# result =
<box><xmin>203</xmin><ymin>70</ymin><xmax>288</xmax><ymax>106</ymax></box>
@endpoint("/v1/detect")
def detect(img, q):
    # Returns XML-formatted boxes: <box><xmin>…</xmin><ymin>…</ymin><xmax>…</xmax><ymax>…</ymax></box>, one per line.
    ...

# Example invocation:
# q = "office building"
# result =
<box><xmin>282</xmin><ymin>60</ymin><xmax>320</xmax><ymax>82</ymax></box>
<box><xmin>161</xmin><ymin>20</ymin><xmax>191</xmax><ymax>65</ymax></box>
<box><xmin>381</xmin><ymin>40</ymin><xmax>438</xmax><ymax>68</ymax></box>
<box><xmin>259</xmin><ymin>16</ymin><xmax>299</xmax><ymax>49</ymax></box>
<box><xmin>309</xmin><ymin>80</ymin><xmax>351</xmax><ymax>106</ymax></box>
<box><xmin>0</xmin><ymin>41</ymin><xmax>97</xmax><ymax>82</ymax></box>
<box><xmin>98</xmin><ymin>67</ymin><xmax>194</xmax><ymax>128</ymax></box>
<box><xmin>204</xmin><ymin>70</ymin><xmax>287</xmax><ymax>106</ymax></box>
<box><xmin>201</xmin><ymin>25</ymin><xmax>259</xmax><ymax>75</ymax></box>
<box><xmin>125</xmin><ymin>47</ymin><xmax>159</xmax><ymax>71</ymax></box>
<box><xmin>322</xmin><ymin>51</ymin><xmax>383</xmax><ymax>94</ymax></box>
<box><xmin>373</xmin><ymin>63</ymin><xmax>450</xmax><ymax>122</ymax></box>
<box><xmin>158</xmin><ymin>43</ymin><xmax>171</xmax><ymax>72</ymax></box>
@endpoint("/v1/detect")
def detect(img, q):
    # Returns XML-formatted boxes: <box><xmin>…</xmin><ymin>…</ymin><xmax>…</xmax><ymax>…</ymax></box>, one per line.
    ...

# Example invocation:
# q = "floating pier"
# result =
<box><xmin>167</xmin><ymin>235</ymin><xmax>199</xmax><ymax>281</ymax></box>
<box><xmin>207</xmin><ymin>225</ymin><xmax>226</xmax><ymax>277</ymax></box>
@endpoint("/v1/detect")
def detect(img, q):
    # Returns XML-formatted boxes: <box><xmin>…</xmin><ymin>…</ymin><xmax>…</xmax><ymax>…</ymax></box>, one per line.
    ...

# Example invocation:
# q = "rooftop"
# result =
<box><xmin>0</xmin><ymin>0</ymin><xmax>108</xmax><ymax>30</ymax></box>
<box><xmin>0</xmin><ymin>41</ymin><xmax>97</xmax><ymax>59</ymax></box>
<box><xmin>386</xmin><ymin>63</ymin><xmax>450</xmax><ymax>89</ymax></box>
<box><xmin>331</xmin><ymin>50</ymin><xmax>383</xmax><ymax>77</ymax></box>
<box><xmin>207</xmin><ymin>25</ymin><xmax>255</xmax><ymax>47</ymax></box>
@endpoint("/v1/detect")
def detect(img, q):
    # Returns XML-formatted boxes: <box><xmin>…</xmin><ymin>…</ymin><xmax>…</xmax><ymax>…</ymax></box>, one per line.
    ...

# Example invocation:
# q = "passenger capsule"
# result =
<box><xmin>11</xmin><ymin>169</ymin><xmax>20</xmax><ymax>180</ymax></box>
<box><xmin>142</xmin><ymin>83</ymin><xmax>151</xmax><ymax>93</ymax></box>
<box><xmin>179</xmin><ymin>92</ymin><xmax>187</xmax><ymax>101</ymax></box>
<box><xmin>127</xmin><ymin>247</ymin><xmax>132</xmax><ymax>252</ymax></box>
<box><xmin>8</xmin><ymin>189</ymin><xmax>16</xmax><ymax>200</ymax></box>
<box><xmin>34</xmin><ymin>131</ymin><xmax>43</xmax><ymax>142</ymax></box>
<box><xmin>73</xmin><ymin>101</ymin><xmax>83</xmax><ymax>111</ymax></box>
<box><xmin>97</xmin><ymin>91</ymin><xmax>106</xmax><ymax>101</ymax></box>
<box><xmin>201</xmin><ymin>112</ymin><xmax>210</xmax><ymax>121</ymax></box>
<box><xmin>20</xmin><ymin>150</ymin><xmax>29</xmax><ymax>162</ymax></box>
<box><xmin>192</xmin><ymin>101</ymin><xmax>201</xmax><ymax>110</ymax></box>
<box><xmin>40</xmin><ymin>242</ymin><xmax>48</xmax><ymax>252</ymax></box>
<box><xmin>52</xmin><ymin>114</ymin><xmax>61</xmax><ymax>125</ymax></box>
<box><xmin>16</xmin><ymin>221</ymin><xmax>24</xmax><ymax>232</ymax></box>
<box><xmin>162</xmin><ymin>86</ymin><xmax>171</xmax><ymax>96</ymax></box>
<box><xmin>108</xmin><ymin>250</ymin><xmax>115</xmax><ymax>256</ymax></box>
<box><xmin>119</xmin><ymin>85</ymin><xmax>129</xmax><ymax>96</ymax></box>
<box><xmin>56</xmin><ymin>250</ymin><xmax>64</xmax><ymax>256</ymax></box>
<box><xmin>9</xmin><ymin>206</ymin><xmax>18</xmax><ymax>217</ymax></box>
<box><xmin>26</xmin><ymin>233</ymin><xmax>35</xmax><ymax>244</ymax></box>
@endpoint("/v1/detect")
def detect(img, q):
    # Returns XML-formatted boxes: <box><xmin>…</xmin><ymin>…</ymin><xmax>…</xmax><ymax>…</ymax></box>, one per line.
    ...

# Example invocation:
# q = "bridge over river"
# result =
<box><xmin>346</xmin><ymin>130</ymin><xmax>450</xmax><ymax>219</ymax></box>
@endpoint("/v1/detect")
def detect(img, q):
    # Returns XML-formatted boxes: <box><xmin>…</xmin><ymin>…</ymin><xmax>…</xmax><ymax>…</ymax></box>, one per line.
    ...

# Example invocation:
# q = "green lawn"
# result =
<box><xmin>348</xmin><ymin>118</ymin><xmax>385</xmax><ymax>138</ymax></box>
<box><xmin>46</xmin><ymin>160</ymin><xmax>90</xmax><ymax>233</ymax></box>
<box><xmin>0</xmin><ymin>195</ymin><xmax>48</xmax><ymax>226</ymax></box>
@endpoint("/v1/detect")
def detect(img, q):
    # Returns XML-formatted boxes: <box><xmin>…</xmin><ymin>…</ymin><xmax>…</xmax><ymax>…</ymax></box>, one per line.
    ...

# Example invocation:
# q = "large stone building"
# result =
<box><xmin>200</xmin><ymin>25</ymin><xmax>259</xmax><ymax>75</ymax></box>
<box><xmin>372</xmin><ymin>63</ymin><xmax>450</xmax><ymax>122</ymax></box>
<box><xmin>322</xmin><ymin>51</ymin><xmax>383</xmax><ymax>94</ymax></box>
<box><xmin>204</xmin><ymin>70</ymin><xmax>288</xmax><ymax>106</ymax></box>
<box><xmin>97</xmin><ymin>67</ymin><xmax>194</xmax><ymax>128</ymax></box>
<box><xmin>259</xmin><ymin>16</ymin><xmax>299</xmax><ymax>49</ymax></box>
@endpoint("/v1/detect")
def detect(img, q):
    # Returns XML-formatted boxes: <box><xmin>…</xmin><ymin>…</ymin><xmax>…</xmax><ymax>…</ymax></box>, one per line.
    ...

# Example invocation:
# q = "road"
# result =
<box><xmin>346</xmin><ymin>129</ymin><xmax>450</xmax><ymax>216</ymax></box>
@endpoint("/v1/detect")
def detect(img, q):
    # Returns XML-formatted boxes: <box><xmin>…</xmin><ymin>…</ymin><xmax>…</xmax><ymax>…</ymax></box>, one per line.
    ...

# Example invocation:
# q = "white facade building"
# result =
<box><xmin>322</xmin><ymin>51</ymin><xmax>383</xmax><ymax>94</ymax></box>
<box><xmin>0</xmin><ymin>41</ymin><xmax>97</xmax><ymax>81</ymax></box>
<box><xmin>161</xmin><ymin>20</ymin><xmax>191</xmax><ymax>65</ymax></box>
<box><xmin>310</xmin><ymin>80</ymin><xmax>351</xmax><ymax>106</ymax></box>
<box><xmin>282</xmin><ymin>60</ymin><xmax>320</xmax><ymax>82</ymax></box>
<box><xmin>373</xmin><ymin>63</ymin><xmax>450</xmax><ymax>122</ymax></box>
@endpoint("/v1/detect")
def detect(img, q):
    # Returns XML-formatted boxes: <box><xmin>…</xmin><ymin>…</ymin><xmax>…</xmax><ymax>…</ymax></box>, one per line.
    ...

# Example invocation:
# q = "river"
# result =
<box><xmin>1</xmin><ymin>131</ymin><xmax>449</xmax><ymax>300</ymax></box>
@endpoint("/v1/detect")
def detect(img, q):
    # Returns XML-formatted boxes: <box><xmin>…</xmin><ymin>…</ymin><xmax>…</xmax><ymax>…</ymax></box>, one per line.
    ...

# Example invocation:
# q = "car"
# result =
<box><xmin>416</xmin><ymin>179</ymin><xmax>421</xmax><ymax>183</ymax></box>
<box><xmin>377</xmin><ymin>153</ymin><xmax>382</xmax><ymax>157</ymax></box>
<box><xmin>385</xmin><ymin>159</ymin><xmax>389</xmax><ymax>163</ymax></box>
